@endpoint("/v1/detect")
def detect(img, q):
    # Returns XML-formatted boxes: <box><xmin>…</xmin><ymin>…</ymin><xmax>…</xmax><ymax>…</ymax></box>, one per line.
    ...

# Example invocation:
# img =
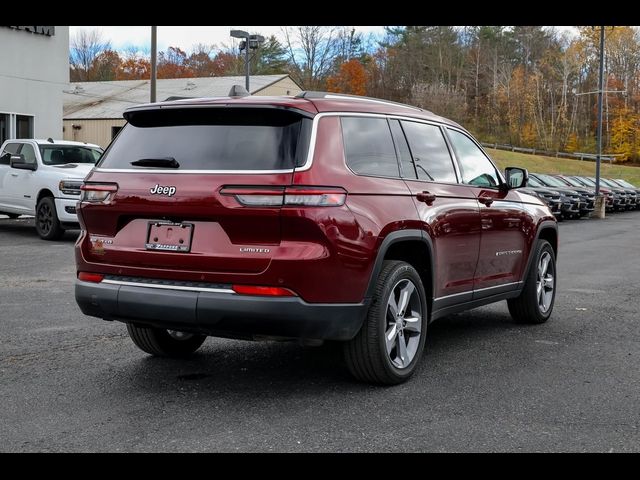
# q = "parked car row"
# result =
<box><xmin>518</xmin><ymin>172</ymin><xmax>639</xmax><ymax>220</ymax></box>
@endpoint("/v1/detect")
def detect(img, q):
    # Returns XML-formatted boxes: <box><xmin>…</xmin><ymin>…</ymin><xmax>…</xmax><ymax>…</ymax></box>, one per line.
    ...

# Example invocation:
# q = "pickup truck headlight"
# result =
<box><xmin>59</xmin><ymin>180</ymin><xmax>83</xmax><ymax>195</ymax></box>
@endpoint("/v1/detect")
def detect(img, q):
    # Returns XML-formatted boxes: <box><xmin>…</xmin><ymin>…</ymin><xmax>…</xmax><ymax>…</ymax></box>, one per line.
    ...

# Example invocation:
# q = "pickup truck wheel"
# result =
<box><xmin>508</xmin><ymin>240</ymin><xmax>556</xmax><ymax>324</ymax></box>
<box><xmin>35</xmin><ymin>197</ymin><xmax>64</xmax><ymax>240</ymax></box>
<box><xmin>126</xmin><ymin>323</ymin><xmax>206</xmax><ymax>357</ymax></box>
<box><xmin>344</xmin><ymin>260</ymin><xmax>427</xmax><ymax>385</ymax></box>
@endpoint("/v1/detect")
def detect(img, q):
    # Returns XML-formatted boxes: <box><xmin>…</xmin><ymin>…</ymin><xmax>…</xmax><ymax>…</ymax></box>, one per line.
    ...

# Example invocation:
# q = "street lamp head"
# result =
<box><xmin>230</xmin><ymin>29</ymin><xmax>250</xmax><ymax>39</ymax></box>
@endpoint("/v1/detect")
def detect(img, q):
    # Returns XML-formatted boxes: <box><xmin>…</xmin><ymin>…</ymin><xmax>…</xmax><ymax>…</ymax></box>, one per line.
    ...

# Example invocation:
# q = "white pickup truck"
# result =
<box><xmin>0</xmin><ymin>138</ymin><xmax>103</xmax><ymax>239</ymax></box>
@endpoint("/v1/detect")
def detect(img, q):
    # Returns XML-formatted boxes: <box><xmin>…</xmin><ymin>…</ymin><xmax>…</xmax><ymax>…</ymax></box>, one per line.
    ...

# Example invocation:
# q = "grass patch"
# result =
<box><xmin>487</xmin><ymin>148</ymin><xmax>640</xmax><ymax>186</ymax></box>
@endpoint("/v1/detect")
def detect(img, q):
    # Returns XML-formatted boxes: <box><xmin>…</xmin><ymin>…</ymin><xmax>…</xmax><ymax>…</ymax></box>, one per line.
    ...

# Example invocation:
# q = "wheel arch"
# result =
<box><xmin>364</xmin><ymin>229</ymin><xmax>435</xmax><ymax>319</ymax></box>
<box><xmin>37</xmin><ymin>188</ymin><xmax>55</xmax><ymax>204</ymax></box>
<box><xmin>523</xmin><ymin>220</ymin><xmax>558</xmax><ymax>280</ymax></box>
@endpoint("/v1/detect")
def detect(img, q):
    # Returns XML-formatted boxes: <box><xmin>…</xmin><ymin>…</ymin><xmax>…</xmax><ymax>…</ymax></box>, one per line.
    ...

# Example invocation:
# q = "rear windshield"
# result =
<box><xmin>39</xmin><ymin>145</ymin><xmax>103</xmax><ymax>165</ymax></box>
<box><xmin>98</xmin><ymin>107</ymin><xmax>313</xmax><ymax>171</ymax></box>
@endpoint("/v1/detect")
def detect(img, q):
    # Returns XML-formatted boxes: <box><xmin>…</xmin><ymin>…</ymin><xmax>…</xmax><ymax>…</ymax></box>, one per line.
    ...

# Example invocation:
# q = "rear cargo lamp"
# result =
<box><xmin>80</xmin><ymin>183</ymin><xmax>118</xmax><ymax>203</ymax></box>
<box><xmin>220</xmin><ymin>186</ymin><xmax>346</xmax><ymax>207</ymax></box>
<box><xmin>78</xmin><ymin>272</ymin><xmax>104</xmax><ymax>283</ymax></box>
<box><xmin>232</xmin><ymin>285</ymin><xmax>296</xmax><ymax>297</ymax></box>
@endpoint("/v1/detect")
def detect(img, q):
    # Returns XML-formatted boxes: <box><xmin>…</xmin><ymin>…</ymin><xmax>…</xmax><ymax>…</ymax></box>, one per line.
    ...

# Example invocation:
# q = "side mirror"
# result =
<box><xmin>10</xmin><ymin>154</ymin><xmax>36</xmax><ymax>171</ymax></box>
<box><xmin>504</xmin><ymin>167</ymin><xmax>528</xmax><ymax>189</ymax></box>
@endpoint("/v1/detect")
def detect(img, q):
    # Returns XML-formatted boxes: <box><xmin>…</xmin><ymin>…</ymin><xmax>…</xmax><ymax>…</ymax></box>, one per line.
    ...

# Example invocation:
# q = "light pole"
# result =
<box><xmin>150</xmin><ymin>26</ymin><xmax>157</xmax><ymax>103</ymax></box>
<box><xmin>230</xmin><ymin>29</ymin><xmax>265</xmax><ymax>92</ymax></box>
<box><xmin>595</xmin><ymin>25</ymin><xmax>605</xmax><ymax>197</ymax></box>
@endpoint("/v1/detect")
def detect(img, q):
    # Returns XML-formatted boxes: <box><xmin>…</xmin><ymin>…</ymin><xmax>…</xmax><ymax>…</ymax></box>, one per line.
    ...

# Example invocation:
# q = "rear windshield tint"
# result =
<box><xmin>97</xmin><ymin>107</ymin><xmax>312</xmax><ymax>171</ymax></box>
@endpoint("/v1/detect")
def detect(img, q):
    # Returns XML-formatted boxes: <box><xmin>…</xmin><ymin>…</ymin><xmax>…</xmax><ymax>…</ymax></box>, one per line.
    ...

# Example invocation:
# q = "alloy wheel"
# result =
<box><xmin>384</xmin><ymin>279</ymin><xmax>423</xmax><ymax>369</ymax></box>
<box><xmin>37</xmin><ymin>203</ymin><xmax>53</xmax><ymax>235</ymax></box>
<box><xmin>536</xmin><ymin>251</ymin><xmax>555</xmax><ymax>313</ymax></box>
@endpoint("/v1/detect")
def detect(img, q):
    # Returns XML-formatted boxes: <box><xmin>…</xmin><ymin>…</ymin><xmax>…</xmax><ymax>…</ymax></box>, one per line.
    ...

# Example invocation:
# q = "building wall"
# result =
<box><xmin>0</xmin><ymin>26</ymin><xmax>69</xmax><ymax>141</ymax></box>
<box><xmin>63</xmin><ymin>119</ymin><xmax>126</xmax><ymax>148</ymax></box>
<box><xmin>256</xmin><ymin>77</ymin><xmax>302</xmax><ymax>96</ymax></box>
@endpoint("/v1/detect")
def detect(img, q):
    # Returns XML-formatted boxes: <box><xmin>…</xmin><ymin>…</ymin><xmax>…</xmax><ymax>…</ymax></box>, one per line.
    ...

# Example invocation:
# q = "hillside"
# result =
<box><xmin>486</xmin><ymin>148</ymin><xmax>640</xmax><ymax>186</ymax></box>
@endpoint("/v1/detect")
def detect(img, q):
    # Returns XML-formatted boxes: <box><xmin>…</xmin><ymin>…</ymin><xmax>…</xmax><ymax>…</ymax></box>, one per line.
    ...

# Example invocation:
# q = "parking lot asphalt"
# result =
<box><xmin>0</xmin><ymin>213</ymin><xmax>639</xmax><ymax>452</ymax></box>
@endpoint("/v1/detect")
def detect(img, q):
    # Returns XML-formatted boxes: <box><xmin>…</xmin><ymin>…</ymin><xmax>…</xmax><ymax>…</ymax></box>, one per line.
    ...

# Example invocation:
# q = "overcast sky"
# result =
<box><xmin>69</xmin><ymin>26</ymin><xmax>388</xmax><ymax>53</ymax></box>
<box><xmin>69</xmin><ymin>26</ymin><xmax>581</xmax><ymax>55</ymax></box>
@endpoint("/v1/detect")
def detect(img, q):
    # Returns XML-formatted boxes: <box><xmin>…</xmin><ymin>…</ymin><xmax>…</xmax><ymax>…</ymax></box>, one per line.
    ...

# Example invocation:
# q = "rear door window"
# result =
<box><xmin>400</xmin><ymin>121</ymin><xmax>457</xmax><ymax>183</ymax></box>
<box><xmin>341</xmin><ymin>117</ymin><xmax>400</xmax><ymax>177</ymax></box>
<box><xmin>98</xmin><ymin>108</ymin><xmax>312</xmax><ymax>171</ymax></box>
<box><xmin>19</xmin><ymin>143</ymin><xmax>38</xmax><ymax>166</ymax></box>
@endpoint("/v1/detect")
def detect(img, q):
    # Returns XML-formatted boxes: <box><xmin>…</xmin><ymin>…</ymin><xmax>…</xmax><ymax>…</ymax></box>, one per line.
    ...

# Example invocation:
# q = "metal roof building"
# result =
<box><xmin>63</xmin><ymin>74</ymin><xmax>302</xmax><ymax>147</ymax></box>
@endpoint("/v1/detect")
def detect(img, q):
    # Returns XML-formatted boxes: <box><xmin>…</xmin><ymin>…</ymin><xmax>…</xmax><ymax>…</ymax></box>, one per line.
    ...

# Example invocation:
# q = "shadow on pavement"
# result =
<box><xmin>104</xmin><ymin>308</ymin><xmax>520</xmax><ymax>399</ymax></box>
<box><xmin>0</xmin><ymin>218</ymin><xmax>79</xmax><ymax>242</ymax></box>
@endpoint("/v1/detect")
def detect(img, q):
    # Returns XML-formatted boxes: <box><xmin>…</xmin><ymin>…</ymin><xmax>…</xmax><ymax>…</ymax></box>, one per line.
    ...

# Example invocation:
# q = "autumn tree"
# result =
<box><xmin>116</xmin><ymin>50</ymin><xmax>151</xmax><ymax>80</ymax></box>
<box><xmin>610</xmin><ymin>106</ymin><xmax>640</xmax><ymax>161</ymax></box>
<box><xmin>210</xmin><ymin>51</ymin><xmax>239</xmax><ymax>76</ymax></box>
<box><xmin>326</xmin><ymin>59</ymin><xmax>367</xmax><ymax>95</ymax></box>
<box><xmin>158</xmin><ymin>47</ymin><xmax>193</xmax><ymax>79</ymax></box>
<box><xmin>69</xmin><ymin>29</ymin><xmax>111</xmax><ymax>81</ymax></box>
<box><xmin>282</xmin><ymin>26</ymin><xmax>340</xmax><ymax>89</ymax></box>
<box><xmin>186</xmin><ymin>44</ymin><xmax>217</xmax><ymax>77</ymax></box>
<box><xmin>88</xmin><ymin>49</ymin><xmax>121</xmax><ymax>81</ymax></box>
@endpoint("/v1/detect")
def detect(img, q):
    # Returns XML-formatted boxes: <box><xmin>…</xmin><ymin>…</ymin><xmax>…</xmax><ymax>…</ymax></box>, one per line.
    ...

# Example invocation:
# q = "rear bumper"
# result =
<box><xmin>75</xmin><ymin>280</ymin><xmax>368</xmax><ymax>341</ymax></box>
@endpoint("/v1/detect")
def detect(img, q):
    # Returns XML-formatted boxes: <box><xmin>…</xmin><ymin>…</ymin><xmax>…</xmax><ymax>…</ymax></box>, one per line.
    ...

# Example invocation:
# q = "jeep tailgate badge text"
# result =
<box><xmin>150</xmin><ymin>185</ymin><xmax>176</xmax><ymax>196</ymax></box>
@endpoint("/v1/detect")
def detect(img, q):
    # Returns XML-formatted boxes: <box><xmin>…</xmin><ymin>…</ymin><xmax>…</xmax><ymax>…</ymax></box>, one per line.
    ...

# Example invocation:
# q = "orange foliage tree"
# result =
<box><xmin>116</xmin><ymin>56</ymin><xmax>151</xmax><ymax>80</ymax></box>
<box><xmin>326</xmin><ymin>59</ymin><xmax>367</xmax><ymax>96</ymax></box>
<box><xmin>158</xmin><ymin>47</ymin><xmax>193</xmax><ymax>79</ymax></box>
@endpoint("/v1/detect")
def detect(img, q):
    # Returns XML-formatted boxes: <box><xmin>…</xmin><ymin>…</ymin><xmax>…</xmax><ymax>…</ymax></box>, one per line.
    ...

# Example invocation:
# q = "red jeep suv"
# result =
<box><xmin>75</xmin><ymin>91</ymin><xmax>558</xmax><ymax>384</ymax></box>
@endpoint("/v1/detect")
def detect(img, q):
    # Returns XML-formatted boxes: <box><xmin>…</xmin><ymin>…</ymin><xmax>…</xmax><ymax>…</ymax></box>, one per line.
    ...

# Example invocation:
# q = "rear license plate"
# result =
<box><xmin>146</xmin><ymin>222</ymin><xmax>193</xmax><ymax>252</ymax></box>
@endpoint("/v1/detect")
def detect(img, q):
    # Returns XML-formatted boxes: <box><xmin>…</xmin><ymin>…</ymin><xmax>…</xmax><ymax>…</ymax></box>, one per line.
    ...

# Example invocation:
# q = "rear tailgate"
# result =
<box><xmin>78</xmin><ymin>106</ymin><xmax>313</xmax><ymax>276</ymax></box>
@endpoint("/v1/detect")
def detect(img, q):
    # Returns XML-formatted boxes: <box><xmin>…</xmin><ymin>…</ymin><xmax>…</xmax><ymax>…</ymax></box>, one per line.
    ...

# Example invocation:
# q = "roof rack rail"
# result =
<box><xmin>295</xmin><ymin>91</ymin><xmax>425</xmax><ymax>112</ymax></box>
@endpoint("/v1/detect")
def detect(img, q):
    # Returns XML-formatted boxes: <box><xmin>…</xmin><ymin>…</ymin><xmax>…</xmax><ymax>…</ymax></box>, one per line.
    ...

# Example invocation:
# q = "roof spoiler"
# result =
<box><xmin>228</xmin><ymin>85</ymin><xmax>250</xmax><ymax>97</ymax></box>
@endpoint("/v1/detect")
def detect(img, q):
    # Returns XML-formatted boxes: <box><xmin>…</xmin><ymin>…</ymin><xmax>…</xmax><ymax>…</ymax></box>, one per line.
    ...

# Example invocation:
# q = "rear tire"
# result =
<box><xmin>35</xmin><ymin>197</ymin><xmax>64</xmax><ymax>240</ymax></box>
<box><xmin>344</xmin><ymin>260</ymin><xmax>428</xmax><ymax>385</ymax></box>
<box><xmin>126</xmin><ymin>324</ymin><xmax>206</xmax><ymax>357</ymax></box>
<box><xmin>508</xmin><ymin>240</ymin><xmax>556</xmax><ymax>324</ymax></box>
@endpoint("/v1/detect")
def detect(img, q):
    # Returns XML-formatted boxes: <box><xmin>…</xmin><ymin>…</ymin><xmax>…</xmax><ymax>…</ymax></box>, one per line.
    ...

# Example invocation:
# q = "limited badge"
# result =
<box><xmin>90</xmin><ymin>236</ymin><xmax>112</xmax><ymax>255</ymax></box>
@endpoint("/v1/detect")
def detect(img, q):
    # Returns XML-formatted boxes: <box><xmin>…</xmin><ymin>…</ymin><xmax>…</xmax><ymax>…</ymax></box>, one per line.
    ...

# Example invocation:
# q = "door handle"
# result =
<box><xmin>10</xmin><ymin>173</ymin><xmax>18</xmax><ymax>177</ymax></box>
<box><xmin>478</xmin><ymin>196</ymin><xmax>494</xmax><ymax>207</ymax></box>
<box><xmin>416</xmin><ymin>191</ymin><xmax>436</xmax><ymax>205</ymax></box>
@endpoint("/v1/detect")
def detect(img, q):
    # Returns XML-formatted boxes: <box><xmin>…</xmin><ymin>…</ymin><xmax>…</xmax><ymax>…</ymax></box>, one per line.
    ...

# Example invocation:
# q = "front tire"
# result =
<box><xmin>344</xmin><ymin>260</ymin><xmax>428</xmax><ymax>385</ymax></box>
<box><xmin>35</xmin><ymin>197</ymin><xmax>64</xmax><ymax>240</ymax></box>
<box><xmin>126</xmin><ymin>324</ymin><xmax>206</xmax><ymax>357</ymax></box>
<box><xmin>508</xmin><ymin>240</ymin><xmax>556</xmax><ymax>324</ymax></box>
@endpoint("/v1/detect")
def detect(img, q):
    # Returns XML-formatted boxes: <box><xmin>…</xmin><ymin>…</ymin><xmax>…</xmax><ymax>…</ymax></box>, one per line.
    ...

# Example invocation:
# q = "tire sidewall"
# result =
<box><xmin>376</xmin><ymin>264</ymin><xmax>428</xmax><ymax>381</ymax></box>
<box><xmin>35</xmin><ymin>197</ymin><xmax>62</xmax><ymax>240</ymax></box>
<box><xmin>531</xmin><ymin>240</ymin><xmax>557</xmax><ymax>322</ymax></box>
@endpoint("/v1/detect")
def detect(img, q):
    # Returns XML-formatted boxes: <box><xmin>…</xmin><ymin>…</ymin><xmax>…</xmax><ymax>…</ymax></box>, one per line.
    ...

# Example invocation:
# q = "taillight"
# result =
<box><xmin>78</xmin><ymin>272</ymin><xmax>104</xmax><ymax>283</ymax></box>
<box><xmin>220</xmin><ymin>187</ymin><xmax>285</xmax><ymax>206</ymax></box>
<box><xmin>80</xmin><ymin>183</ymin><xmax>118</xmax><ymax>203</ymax></box>
<box><xmin>284</xmin><ymin>187</ymin><xmax>346</xmax><ymax>206</ymax></box>
<box><xmin>220</xmin><ymin>186</ymin><xmax>346</xmax><ymax>207</ymax></box>
<box><xmin>232</xmin><ymin>285</ymin><xmax>296</xmax><ymax>296</ymax></box>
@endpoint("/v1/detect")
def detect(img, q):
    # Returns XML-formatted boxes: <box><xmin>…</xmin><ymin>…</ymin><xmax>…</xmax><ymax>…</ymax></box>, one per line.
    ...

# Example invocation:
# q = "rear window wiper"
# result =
<box><xmin>130</xmin><ymin>157</ymin><xmax>180</xmax><ymax>168</ymax></box>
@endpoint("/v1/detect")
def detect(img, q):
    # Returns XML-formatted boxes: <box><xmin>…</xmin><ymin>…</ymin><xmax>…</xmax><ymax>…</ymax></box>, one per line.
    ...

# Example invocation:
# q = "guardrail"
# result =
<box><xmin>480</xmin><ymin>142</ymin><xmax>622</xmax><ymax>163</ymax></box>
